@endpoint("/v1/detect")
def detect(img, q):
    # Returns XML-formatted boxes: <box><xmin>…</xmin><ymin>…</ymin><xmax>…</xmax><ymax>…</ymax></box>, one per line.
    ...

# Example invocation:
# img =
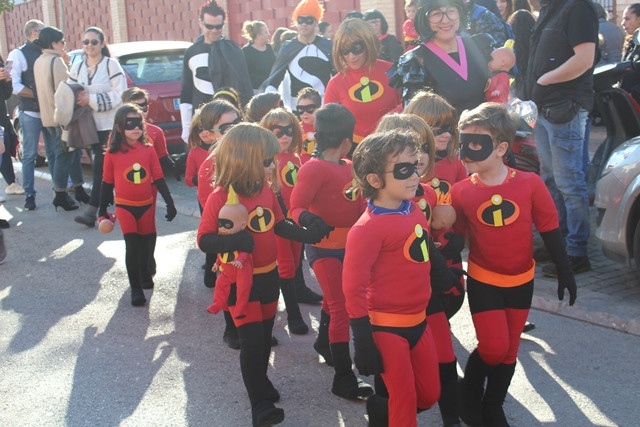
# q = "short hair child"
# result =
<box><xmin>453</xmin><ymin>103</ymin><xmax>576</xmax><ymax>426</ymax></box>
<box><xmin>314</xmin><ymin>102</ymin><xmax>356</xmax><ymax>154</ymax></box>
<box><xmin>244</xmin><ymin>91</ymin><xmax>282</xmax><ymax>123</ymax></box>
<box><xmin>296</xmin><ymin>87</ymin><xmax>322</xmax><ymax>154</ymax></box>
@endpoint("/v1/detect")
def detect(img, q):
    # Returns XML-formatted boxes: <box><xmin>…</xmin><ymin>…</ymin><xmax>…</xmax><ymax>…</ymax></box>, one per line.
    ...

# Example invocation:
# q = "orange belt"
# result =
<box><xmin>312</xmin><ymin>227</ymin><xmax>350</xmax><ymax>249</ymax></box>
<box><xmin>467</xmin><ymin>260</ymin><xmax>535</xmax><ymax>287</ymax></box>
<box><xmin>253</xmin><ymin>261</ymin><xmax>277</xmax><ymax>275</ymax></box>
<box><xmin>114</xmin><ymin>196</ymin><xmax>153</xmax><ymax>207</ymax></box>
<box><xmin>368</xmin><ymin>310</ymin><xmax>426</xmax><ymax>328</ymax></box>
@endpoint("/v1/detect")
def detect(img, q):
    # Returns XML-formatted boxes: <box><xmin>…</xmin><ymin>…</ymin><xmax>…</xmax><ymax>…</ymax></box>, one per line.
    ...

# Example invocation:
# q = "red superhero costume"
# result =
<box><xmin>412</xmin><ymin>182</ymin><xmax>438</xmax><ymax>228</ymax></box>
<box><xmin>207</xmin><ymin>250</ymin><xmax>253</xmax><ymax>319</ymax></box>
<box><xmin>451</xmin><ymin>168</ymin><xmax>558</xmax><ymax>365</ymax></box>
<box><xmin>197</xmin><ymin>151</ymin><xmax>216</xmax><ymax>210</ymax></box>
<box><xmin>301</xmin><ymin>122</ymin><xmax>316</xmax><ymax>156</ymax></box>
<box><xmin>324</xmin><ymin>60</ymin><xmax>401</xmax><ymax>143</ymax></box>
<box><xmin>146</xmin><ymin>123</ymin><xmax>170</xmax><ymax>161</ymax></box>
<box><xmin>485</xmin><ymin>71</ymin><xmax>510</xmax><ymax>104</ymax></box>
<box><xmin>343</xmin><ymin>203</ymin><xmax>440</xmax><ymax>426</ymax></box>
<box><xmin>290</xmin><ymin>157</ymin><xmax>366</xmax><ymax>343</ymax></box>
<box><xmin>186</xmin><ymin>142</ymin><xmax>212</xmax><ymax>190</ymax></box>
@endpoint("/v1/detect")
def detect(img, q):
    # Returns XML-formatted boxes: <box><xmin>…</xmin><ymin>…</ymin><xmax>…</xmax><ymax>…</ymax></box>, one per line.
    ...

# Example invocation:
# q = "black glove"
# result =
<box><xmin>540</xmin><ymin>228</ymin><xmax>577</xmax><ymax>305</ymax></box>
<box><xmin>350</xmin><ymin>316</ymin><xmax>383</xmax><ymax>376</ymax></box>
<box><xmin>165</xmin><ymin>202</ymin><xmax>177</xmax><ymax>221</ymax></box>
<box><xmin>298</xmin><ymin>211</ymin><xmax>334</xmax><ymax>241</ymax></box>
<box><xmin>199</xmin><ymin>229</ymin><xmax>254</xmax><ymax>254</ymax></box>
<box><xmin>447</xmin><ymin>267</ymin><xmax>466</xmax><ymax>296</ymax></box>
<box><xmin>274</xmin><ymin>219</ymin><xmax>323</xmax><ymax>244</ymax></box>
<box><xmin>159</xmin><ymin>155</ymin><xmax>176</xmax><ymax>180</ymax></box>
<box><xmin>98</xmin><ymin>182</ymin><xmax>115</xmax><ymax>217</ymax></box>
<box><xmin>439</xmin><ymin>232</ymin><xmax>465</xmax><ymax>259</ymax></box>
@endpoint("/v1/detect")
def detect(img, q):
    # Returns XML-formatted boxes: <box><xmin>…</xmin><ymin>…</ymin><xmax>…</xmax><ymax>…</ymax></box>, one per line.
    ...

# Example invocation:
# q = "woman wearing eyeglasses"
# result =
<box><xmin>324</xmin><ymin>18</ymin><xmax>401</xmax><ymax>154</ymax></box>
<box><xmin>390</xmin><ymin>0</ymin><xmax>491</xmax><ymax>114</ymax></box>
<box><xmin>69</xmin><ymin>26</ymin><xmax>127</xmax><ymax>227</ymax></box>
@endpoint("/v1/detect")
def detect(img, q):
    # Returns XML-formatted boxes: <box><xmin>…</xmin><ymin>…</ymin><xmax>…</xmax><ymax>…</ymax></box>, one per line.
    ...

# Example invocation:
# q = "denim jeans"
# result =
<box><xmin>19</xmin><ymin>112</ymin><xmax>57</xmax><ymax>196</ymax></box>
<box><xmin>45</xmin><ymin>126</ymin><xmax>84</xmax><ymax>191</ymax></box>
<box><xmin>534</xmin><ymin>109</ymin><xmax>590</xmax><ymax>257</ymax></box>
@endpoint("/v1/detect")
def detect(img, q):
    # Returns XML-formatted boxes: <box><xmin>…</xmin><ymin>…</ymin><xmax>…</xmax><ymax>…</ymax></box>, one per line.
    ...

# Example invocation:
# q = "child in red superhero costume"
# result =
<box><xmin>375</xmin><ymin>112</ymin><xmax>464</xmax><ymax>426</ymax></box>
<box><xmin>207</xmin><ymin>186</ymin><xmax>253</xmax><ymax>319</ymax></box>
<box><xmin>451</xmin><ymin>103</ymin><xmax>577</xmax><ymax>426</ymax></box>
<box><xmin>345</xmin><ymin>129</ymin><xmax>458</xmax><ymax>426</ymax></box>
<box><xmin>296</xmin><ymin>87</ymin><xmax>321</xmax><ymax>157</ymax></box>
<box><xmin>98</xmin><ymin>104</ymin><xmax>177</xmax><ymax>306</ymax></box>
<box><xmin>197</xmin><ymin>123</ymin><xmax>319</xmax><ymax>427</ymax></box>
<box><xmin>485</xmin><ymin>47</ymin><xmax>516</xmax><ymax>104</ymax></box>
<box><xmin>289</xmin><ymin>103</ymin><xmax>373</xmax><ymax>400</ymax></box>
<box><xmin>403</xmin><ymin>0</ymin><xmax>419</xmax><ymax>51</ymax></box>
<box><xmin>260</xmin><ymin>108</ymin><xmax>311</xmax><ymax>335</ymax></box>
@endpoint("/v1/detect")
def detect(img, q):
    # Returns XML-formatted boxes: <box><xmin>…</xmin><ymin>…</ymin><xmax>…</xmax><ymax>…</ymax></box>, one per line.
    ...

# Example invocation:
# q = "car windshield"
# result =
<box><xmin>119</xmin><ymin>50</ymin><xmax>184</xmax><ymax>84</ymax></box>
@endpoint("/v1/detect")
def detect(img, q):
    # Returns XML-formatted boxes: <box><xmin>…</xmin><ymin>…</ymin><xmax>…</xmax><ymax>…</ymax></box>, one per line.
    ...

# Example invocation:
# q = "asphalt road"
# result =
<box><xmin>1</xmin><ymin>172</ymin><xmax>639</xmax><ymax>426</ymax></box>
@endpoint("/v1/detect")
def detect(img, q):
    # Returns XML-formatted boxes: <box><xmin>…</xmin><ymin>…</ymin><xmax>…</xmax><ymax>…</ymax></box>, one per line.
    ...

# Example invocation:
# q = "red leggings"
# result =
<box><xmin>115</xmin><ymin>204</ymin><xmax>156</xmax><ymax>235</ymax></box>
<box><xmin>373</xmin><ymin>324</ymin><xmax>441</xmax><ymax>426</ymax></box>
<box><xmin>275</xmin><ymin>235</ymin><xmax>301</xmax><ymax>279</ymax></box>
<box><xmin>426</xmin><ymin>311</ymin><xmax>456</xmax><ymax>363</ymax></box>
<box><xmin>467</xmin><ymin>278</ymin><xmax>533</xmax><ymax>365</ymax></box>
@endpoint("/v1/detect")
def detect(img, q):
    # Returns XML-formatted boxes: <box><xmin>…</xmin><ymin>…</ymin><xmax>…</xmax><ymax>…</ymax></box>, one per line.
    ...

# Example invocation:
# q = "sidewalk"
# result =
<box><xmin>10</xmin><ymin>156</ymin><xmax>640</xmax><ymax>337</ymax></box>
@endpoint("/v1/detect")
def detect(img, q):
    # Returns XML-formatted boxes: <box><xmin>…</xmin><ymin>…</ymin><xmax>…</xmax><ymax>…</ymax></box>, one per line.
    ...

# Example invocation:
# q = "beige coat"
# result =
<box><xmin>34</xmin><ymin>49</ymin><xmax>68</xmax><ymax>128</ymax></box>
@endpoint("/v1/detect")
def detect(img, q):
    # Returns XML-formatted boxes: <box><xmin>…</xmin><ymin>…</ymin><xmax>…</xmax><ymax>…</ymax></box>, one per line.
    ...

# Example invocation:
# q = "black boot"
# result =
<box><xmin>313</xmin><ymin>310</ymin><xmax>333</xmax><ymax>366</ymax></box>
<box><xmin>459</xmin><ymin>349</ymin><xmax>493</xmax><ymax>427</ymax></box>
<box><xmin>223</xmin><ymin>310</ymin><xmax>240</xmax><ymax>349</ymax></box>
<box><xmin>140</xmin><ymin>234</ymin><xmax>155</xmax><ymax>289</ymax></box>
<box><xmin>251</xmin><ymin>400</ymin><xmax>284</xmax><ymax>427</ymax></box>
<box><xmin>439</xmin><ymin>361</ymin><xmax>461</xmax><ymax>426</ymax></box>
<box><xmin>330</xmin><ymin>342</ymin><xmax>374</xmax><ymax>400</ymax></box>
<box><xmin>75</xmin><ymin>205</ymin><xmax>97</xmax><ymax>227</ymax></box>
<box><xmin>74</xmin><ymin>185</ymin><xmax>90</xmax><ymax>204</ymax></box>
<box><xmin>124</xmin><ymin>234</ymin><xmax>146</xmax><ymax>306</ymax></box>
<box><xmin>280</xmin><ymin>278</ymin><xmax>309</xmax><ymax>335</ymax></box>
<box><xmin>53</xmin><ymin>191</ymin><xmax>79</xmax><ymax>211</ymax></box>
<box><xmin>482</xmin><ymin>363</ymin><xmax>516</xmax><ymax>427</ymax></box>
<box><xmin>147</xmin><ymin>233</ymin><xmax>157</xmax><ymax>278</ymax></box>
<box><xmin>294</xmin><ymin>261</ymin><xmax>322</xmax><ymax>304</ymax></box>
<box><xmin>366</xmin><ymin>394</ymin><xmax>389</xmax><ymax>427</ymax></box>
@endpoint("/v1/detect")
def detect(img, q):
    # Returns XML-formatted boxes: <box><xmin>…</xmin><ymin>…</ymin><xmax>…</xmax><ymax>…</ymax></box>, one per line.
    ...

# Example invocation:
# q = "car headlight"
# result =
<box><xmin>602</xmin><ymin>141</ymin><xmax>640</xmax><ymax>175</ymax></box>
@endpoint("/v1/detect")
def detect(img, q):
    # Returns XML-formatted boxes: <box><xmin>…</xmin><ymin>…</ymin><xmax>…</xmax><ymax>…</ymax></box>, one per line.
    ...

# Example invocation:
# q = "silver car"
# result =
<box><xmin>595</xmin><ymin>136</ymin><xmax>640</xmax><ymax>272</ymax></box>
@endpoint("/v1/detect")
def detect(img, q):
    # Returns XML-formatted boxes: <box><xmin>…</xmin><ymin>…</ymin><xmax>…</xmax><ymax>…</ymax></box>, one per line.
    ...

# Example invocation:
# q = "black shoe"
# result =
<box><xmin>266</xmin><ymin>379</ymin><xmax>280</xmax><ymax>403</ymax></box>
<box><xmin>542</xmin><ymin>255</ymin><xmax>591</xmax><ymax>277</ymax></box>
<box><xmin>296</xmin><ymin>285</ymin><xmax>323</xmax><ymax>305</ymax></box>
<box><xmin>53</xmin><ymin>192</ymin><xmax>79</xmax><ymax>211</ymax></box>
<box><xmin>0</xmin><ymin>219</ymin><xmax>9</xmax><ymax>229</ymax></box>
<box><xmin>533</xmin><ymin>245</ymin><xmax>551</xmax><ymax>263</ymax></box>
<box><xmin>131</xmin><ymin>288</ymin><xmax>146</xmax><ymax>306</ymax></box>
<box><xmin>458</xmin><ymin>378</ymin><xmax>484</xmax><ymax>427</ymax></box>
<box><xmin>74</xmin><ymin>186</ymin><xmax>90</xmax><ymax>204</ymax></box>
<box><xmin>523</xmin><ymin>322</ymin><xmax>536</xmax><ymax>333</ymax></box>
<box><xmin>252</xmin><ymin>401</ymin><xmax>284</xmax><ymax>427</ymax></box>
<box><xmin>223</xmin><ymin>328</ymin><xmax>241</xmax><ymax>350</ymax></box>
<box><xmin>24</xmin><ymin>195</ymin><xmax>36</xmax><ymax>211</ymax></box>
<box><xmin>288</xmin><ymin>316</ymin><xmax>309</xmax><ymax>335</ymax></box>
<box><xmin>366</xmin><ymin>394</ymin><xmax>389</xmax><ymax>427</ymax></box>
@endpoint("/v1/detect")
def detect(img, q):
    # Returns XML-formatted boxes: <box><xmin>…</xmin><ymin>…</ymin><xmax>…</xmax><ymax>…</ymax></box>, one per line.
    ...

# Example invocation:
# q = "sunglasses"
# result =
<box><xmin>124</xmin><ymin>117</ymin><xmax>143</xmax><ymax>131</ymax></box>
<box><xmin>270</xmin><ymin>124</ymin><xmax>294</xmax><ymax>139</ymax></box>
<box><xmin>202</xmin><ymin>21</ymin><xmax>224</xmax><ymax>30</ymax></box>
<box><xmin>431</xmin><ymin>125</ymin><xmax>452</xmax><ymax>136</ymax></box>
<box><xmin>82</xmin><ymin>39</ymin><xmax>100</xmax><ymax>46</ymax></box>
<box><xmin>263</xmin><ymin>157</ymin><xmax>275</xmax><ymax>167</ymax></box>
<box><xmin>297</xmin><ymin>15</ymin><xmax>316</xmax><ymax>25</ymax></box>
<box><xmin>296</xmin><ymin>104</ymin><xmax>317</xmax><ymax>115</ymax></box>
<box><xmin>339</xmin><ymin>41</ymin><xmax>366</xmax><ymax>56</ymax></box>
<box><xmin>209</xmin><ymin>117</ymin><xmax>242</xmax><ymax>135</ymax></box>
<box><xmin>385</xmin><ymin>161</ymin><xmax>419</xmax><ymax>180</ymax></box>
<box><xmin>134</xmin><ymin>101</ymin><xmax>148</xmax><ymax>112</ymax></box>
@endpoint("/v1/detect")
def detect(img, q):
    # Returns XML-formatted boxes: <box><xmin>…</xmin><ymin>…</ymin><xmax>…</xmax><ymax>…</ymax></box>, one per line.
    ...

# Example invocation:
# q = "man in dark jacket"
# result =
<box><xmin>179</xmin><ymin>0</ymin><xmax>252</xmax><ymax>142</ymax></box>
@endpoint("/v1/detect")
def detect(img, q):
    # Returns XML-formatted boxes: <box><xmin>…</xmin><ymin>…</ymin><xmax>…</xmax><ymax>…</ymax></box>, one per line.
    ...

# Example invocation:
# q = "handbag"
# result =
<box><xmin>541</xmin><ymin>99</ymin><xmax>579</xmax><ymax>124</ymax></box>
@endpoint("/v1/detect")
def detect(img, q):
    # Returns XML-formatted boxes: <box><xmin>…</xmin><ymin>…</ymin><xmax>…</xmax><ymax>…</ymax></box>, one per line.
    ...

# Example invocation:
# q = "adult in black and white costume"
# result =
<box><xmin>260</xmin><ymin>0</ymin><xmax>334</xmax><ymax>110</ymax></box>
<box><xmin>179</xmin><ymin>0</ymin><xmax>252</xmax><ymax>143</ymax></box>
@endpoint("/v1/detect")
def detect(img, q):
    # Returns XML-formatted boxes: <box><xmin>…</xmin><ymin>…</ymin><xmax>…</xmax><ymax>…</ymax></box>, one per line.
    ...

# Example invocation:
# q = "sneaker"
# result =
<box><xmin>5</xmin><ymin>183</ymin><xmax>25</xmax><ymax>195</ymax></box>
<box><xmin>542</xmin><ymin>255</ymin><xmax>591</xmax><ymax>277</ymax></box>
<box><xmin>24</xmin><ymin>195</ymin><xmax>36</xmax><ymax>211</ymax></box>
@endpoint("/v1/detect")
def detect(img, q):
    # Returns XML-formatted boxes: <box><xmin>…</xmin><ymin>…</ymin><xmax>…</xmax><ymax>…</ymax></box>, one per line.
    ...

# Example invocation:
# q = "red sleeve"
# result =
<box><xmin>343</xmin><ymin>219</ymin><xmax>382</xmax><ymax>319</ymax></box>
<box><xmin>102</xmin><ymin>152</ymin><xmax>114</xmax><ymax>184</ymax></box>
<box><xmin>289</xmin><ymin>164</ymin><xmax>321</xmax><ymax>224</ymax></box>
<box><xmin>150</xmin><ymin>126</ymin><xmax>169</xmax><ymax>159</ymax></box>
<box><xmin>236</xmin><ymin>251</ymin><xmax>250</xmax><ymax>263</ymax></box>
<box><xmin>530</xmin><ymin>173</ymin><xmax>560</xmax><ymax>232</ymax></box>
<box><xmin>450</xmin><ymin>181</ymin><xmax>468</xmax><ymax>238</ymax></box>
<box><xmin>185</xmin><ymin>148</ymin><xmax>198</xmax><ymax>187</ymax></box>
<box><xmin>197</xmin><ymin>152</ymin><xmax>216</xmax><ymax>208</ymax></box>
<box><xmin>323</xmin><ymin>75</ymin><xmax>341</xmax><ymax>105</ymax></box>
<box><xmin>197</xmin><ymin>190</ymin><xmax>224</xmax><ymax>248</ymax></box>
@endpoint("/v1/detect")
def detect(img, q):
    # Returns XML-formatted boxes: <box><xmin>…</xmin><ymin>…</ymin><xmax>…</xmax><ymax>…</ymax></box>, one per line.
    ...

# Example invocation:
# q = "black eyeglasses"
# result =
<box><xmin>82</xmin><ymin>39</ymin><xmax>100</xmax><ymax>46</ymax></box>
<box><xmin>134</xmin><ymin>101</ymin><xmax>148</xmax><ymax>112</ymax></box>
<box><xmin>297</xmin><ymin>15</ymin><xmax>316</xmax><ymax>25</ymax></box>
<box><xmin>385</xmin><ymin>161</ymin><xmax>419</xmax><ymax>180</ymax></box>
<box><xmin>296</xmin><ymin>104</ymin><xmax>317</xmax><ymax>115</ymax></box>
<box><xmin>202</xmin><ymin>21</ymin><xmax>224</xmax><ymax>30</ymax></box>
<box><xmin>263</xmin><ymin>157</ymin><xmax>275</xmax><ymax>167</ymax></box>
<box><xmin>427</xmin><ymin>7</ymin><xmax>460</xmax><ymax>23</ymax></box>
<box><xmin>339</xmin><ymin>41</ymin><xmax>366</xmax><ymax>56</ymax></box>
<box><xmin>209</xmin><ymin>117</ymin><xmax>242</xmax><ymax>135</ymax></box>
<box><xmin>270</xmin><ymin>124</ymin><xmax>294</xmax><ymax>139</ymax></box>
<box><xmin>124</xmin><ymin>117</ymin><xmax>143</xmax><ymax>131</ymax></box>
<box><xmin>431</xmin><ymin>125</ymin><xmax>452</xmax><ymax>136</ymax></box>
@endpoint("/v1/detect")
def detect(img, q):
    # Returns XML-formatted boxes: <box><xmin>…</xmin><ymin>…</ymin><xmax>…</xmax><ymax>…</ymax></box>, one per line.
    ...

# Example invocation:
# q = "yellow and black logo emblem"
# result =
<box><xmin>220</xmin><ymin>250</ymin><xmax>239</xmax><ymax>263</ymax></box>
<box><xmin>403</xmin><ymin>224</ymin><xmax>430</xmax><ymax>263</ymax></box>
<box><xmin>417</xmin><ymin>198</ymin><xmax>432</xmax><ymax>224</ymax></box>
<box><xmin>343</xmin><ymin>179</ymin><xmax>360</xmax><ymax>202</ymax></box>
<box><xmin>347</xmin><ymin>76</ymin><xmax>384</xmax><ymax>103</ymax></box>
<box><xmin>124</xmin><ymin>162</ymin><xmax>149</xmax><ymax>184</ymax></box>
<box><xmin>429</xmin><ymin>177</ymin><xmax>451</xmax><ymax>197</ymax></box>
<box><xmin>247</xmin><ymin>205</ymin><xmax>275</xmax><ymax>233</ymax></box>
<box><xmin>476</xmin><ymin>194</ymin><xmax>519</xmax><ymax>227</ymax></box>
<box><xmin>280</xmin><ymin>161</ymin><xmax>299</xmax><ymax>188</ymax></box>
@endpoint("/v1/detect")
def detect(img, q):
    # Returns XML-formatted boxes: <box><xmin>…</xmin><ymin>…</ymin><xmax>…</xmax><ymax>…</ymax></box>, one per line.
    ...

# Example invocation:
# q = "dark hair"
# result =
<box><xmin>627</xmin><ymin>3</ymin><xmax>640</xmax><ymax>17</ymax></box>
<box><xmin>458</xmin><ymin>102</ymin><xmax>518</xmax><ymax>149</ymax></box>
<box><xmin>297</xmin><ymin>87</ymin><xmax>322</xmax><ymax>105</ymax></box>
<box><xmin>199</xmin><ymin>0</ymin><xmax>225</xmax><ymax>21</ymax></box>
<box><xmin>508</xmin><ymin>10</ymin><xmax>535</xmax><ymax>98</ymax></box>
<box><xmin>34</xmin><ymin>26</ymin><xmax>64</xmax><ymax>49</ymax></box>
<box><xmin>314</xmin><ymin>103</ymin><xmax>355</xmax><ymax>152</ymax></box>
<box><xmin>199</xmin><ymin>99</ymin><xmax>241</xmax><ymax>130</ymax></box>
<box><xmin>84</xmin><ymin>27</ymin><xmax>111</xmax><ymax>57</ymax></box>
<box><xmin>122</xmin><ymin>87</ymin><xmax>149</xmax><ymax>103</ymax></box>
<box><xmin>245</xmin><ymin>92</ymin><xmax>282</xmax><ymax>123</ymax></box>
<box><xmin>363</xmin><ymin>9</ymin><xmax>389</xmax><ymax>34</ymax></box>
<box><xmin>513</xmin><ymin>0</ymin><xmax>532</xmax><ymax>13</ymax></box>
<box><xmin>318</xmin><ymin>21</ymin><xmax>331</xmax><ymax>34</ymax></box>
<box><xmin>272</xmin><ymin>27</ymin><xmax>288</xmax><ymax>53</ymax></box>
<box><xmin>108</xmin><ymin>104</ymin><xmax>148</xmax><ymax>153</ymax></box>
<box><xmin>415</xmin><ymin>0</ymin><xmax>468</xmax><ymax>41</ymax></box>
<box><xmin>344</xmin><ymin>11</ymin><xmax>364</xmax><ymax>20</ymax></box>
<box><xmin>213</xmin><ymin>87</ymin><xmax>241</xmax><ymax>109</ymax></box>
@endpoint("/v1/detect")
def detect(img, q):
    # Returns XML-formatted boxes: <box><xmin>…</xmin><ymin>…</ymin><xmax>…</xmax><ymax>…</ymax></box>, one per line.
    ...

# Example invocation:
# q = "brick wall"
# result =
<box><xmin>2</xmin><ymin>0</ymin><xmax>42</xmax><ymax>54</ymax></box>
<box><xmin>125</xmin><ymin>0</ymin><xmax>203</xmax><ymax>43</ymax></box>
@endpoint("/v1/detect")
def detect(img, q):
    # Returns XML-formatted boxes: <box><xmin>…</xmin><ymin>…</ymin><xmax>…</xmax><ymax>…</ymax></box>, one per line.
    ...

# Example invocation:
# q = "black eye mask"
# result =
<box><xmin>459</xmin><ymin>133</ymin><xmax>495</xmax><ymax>162</ymax></box>
<box><xmin>388</xmin><ymin>161</ymin><xmax>419</xmax><ymax>180</ymax></box>
<box><xmin>124</xmin><ymin>117</ymin><xmax>143</xmax><ymax>131</ymax></box>
<box><xmin>218</xmin><ymin>218</ymin><xmax>235</xmax><ymax>230</ymax></box>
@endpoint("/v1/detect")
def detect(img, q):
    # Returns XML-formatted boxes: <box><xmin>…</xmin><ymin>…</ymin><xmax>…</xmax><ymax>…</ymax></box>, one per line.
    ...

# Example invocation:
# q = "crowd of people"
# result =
<box><xmin>0</xmin><ymin>0</ymin><xmax>627</xmax><ymax>425</ymax></box>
